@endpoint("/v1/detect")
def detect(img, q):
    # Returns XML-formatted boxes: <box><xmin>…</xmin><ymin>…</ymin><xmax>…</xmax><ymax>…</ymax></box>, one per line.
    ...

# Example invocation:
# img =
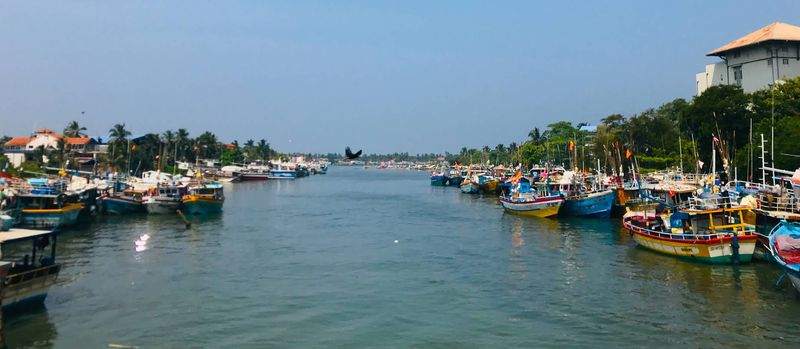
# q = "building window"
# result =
<box><xmin>767</xmin><ymin>48</ymin><xmax>773</xmax><ymax>55</ymax></box>
<box><xmin>733</xmin><ymin>66</ymin><xmax>743</xmax><ymax>85</ymax></box>
<box><xmin>784</xmin><ymin>58</ymin><xmax>790</xmax><ymax>65</ymax></box>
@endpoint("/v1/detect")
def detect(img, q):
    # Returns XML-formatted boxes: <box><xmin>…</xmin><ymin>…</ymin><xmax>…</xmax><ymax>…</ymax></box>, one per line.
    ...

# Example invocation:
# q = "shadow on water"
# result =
<box><xmin>4</xmin><ymin>304</ymin><xmax>57</xmax><ymax>349</ymax></box>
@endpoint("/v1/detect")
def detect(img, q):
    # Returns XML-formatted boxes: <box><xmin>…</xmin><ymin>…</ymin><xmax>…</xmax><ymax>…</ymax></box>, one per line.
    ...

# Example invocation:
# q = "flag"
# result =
<box><xmin>712</xmin><ymin>134</ymin><xmax>720</xmax><ymax>144</ymax></box>
<box><xmin>625</xmin><ymin>149</ymin><xmax>632</xmax><ymax>159</ymax></box>
<box><xmin>569</xmin><ymin>140</ymin><xmax>575</xmax><ymax>151</ymax></box>
<box><xmin>698</xmin><ymin>160</ymin><xmax>704</xmax><ymax>169</ymax></box>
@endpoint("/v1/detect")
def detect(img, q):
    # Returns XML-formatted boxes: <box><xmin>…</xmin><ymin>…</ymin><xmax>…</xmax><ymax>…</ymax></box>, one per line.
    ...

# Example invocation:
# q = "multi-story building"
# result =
<box><xmin>3</xmin><ymin>128</ymin><xmax>98</xmax><ymax>168</ymax></box>
<box><xmin>696</xmin><ymin>22</ymin><xmax>800</xmax><ymax>95</ymax></box>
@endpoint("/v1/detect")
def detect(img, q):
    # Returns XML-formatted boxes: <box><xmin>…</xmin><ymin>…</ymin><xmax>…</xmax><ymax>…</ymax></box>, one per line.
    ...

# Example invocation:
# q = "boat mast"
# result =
<box><xmin>760</xmin><ymin>133</ymin><xmax>767</xmax><ymax>185</ymax></box>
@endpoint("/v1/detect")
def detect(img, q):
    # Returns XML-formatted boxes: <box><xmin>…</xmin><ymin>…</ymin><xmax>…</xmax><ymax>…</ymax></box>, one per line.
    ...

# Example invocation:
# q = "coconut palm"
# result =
<box><xmin>175</xmin><ymin>128</ymin><xmax>190</xmax><ymax>161</ymax></box>
<box><xmin>108</xmin><ymin>123</ymin><xmax>131</xmax><ymax>144</ymax></box>
<box><xmin>64</xmin><ymin>121</ymin><xmax>87</xmax><ymax>138</ymax></box>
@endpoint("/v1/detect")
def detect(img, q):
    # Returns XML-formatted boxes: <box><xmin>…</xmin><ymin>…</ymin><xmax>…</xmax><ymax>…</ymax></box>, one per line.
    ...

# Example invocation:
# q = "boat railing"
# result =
<box><xmin>684</xmin><ymin>196</ymin><xmax>739</xmax><ymax>211</ymax></box>
<box><xmin>757</xmin><ymin>194</ymin><xmax>800</xmax><ymax>213</ymax></box>
<box><xmin>4</xmin><ymin>264</ymin><xmax>60</xmax><ymax>286</ymax></box>
<box><xmin>625</xmin><ymin>217</ymin><xmax>753</xmax><ymax>241</ymax></box>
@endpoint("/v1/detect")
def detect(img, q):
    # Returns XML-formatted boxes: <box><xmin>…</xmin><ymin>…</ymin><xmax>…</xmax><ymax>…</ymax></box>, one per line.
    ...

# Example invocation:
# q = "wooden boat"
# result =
<box><xmin>12</xmin><ymin>178</ymin><xmax>82</xmax><ymax>229</ymax></box>
<box><xmin>769</xmin><ymin>221</ymin><xmax>800</xmax><ymax>294</ymax></box>
<box><xmin>144</xmin><ymin>183</ymin><xmax>187</xmax><ymax>214</ymax></box>
<box><xmin>430</xmin><ymin>171</ymin><xmax>448</xmax><ymax>186</ymax></box>
<box><xmin>623</xmin><ymin>199</ymin><xmax>757</xmax><ymax>264</ymax></box>
<box><xmin>268</xmin><ymin>163</ymin><xmax>297</xmax><ymax>180</ymax></box>
<box><xmin>560</xmin><ymin>189</ymin><xmax>616</xmax><ymax>218</ymax></box>
<box><xmin>479</xmin><ymin>176</ymin><xmax>500</xmax><ymax>194</ymax></box>
<box><xmin>446</xmin><ymin>169</ymin><xmax>463</xmax><ymax>187</ymax></box>
<box><xmin>182</xmin><ymin>183</ymin><xmax>224</xmax><ymax>215</ymax></box>
<box><xmin>499</xmin><ymin>177</ymin><xmax>563</xmax><ymax>217</ymax></box>
<box><xmin>0</xmin><ymin>228</ymin><xmax>60</xmax><ymax>308</ymax></box>
<box><xmin>460</xmin><ymin>178</ymin><xmax>480</xmax><ymax>194</ymax></box>
<box><xmin>100</xmin><ymin>186</ymin><xmax>147</xmax><ymax>214</ymax></box>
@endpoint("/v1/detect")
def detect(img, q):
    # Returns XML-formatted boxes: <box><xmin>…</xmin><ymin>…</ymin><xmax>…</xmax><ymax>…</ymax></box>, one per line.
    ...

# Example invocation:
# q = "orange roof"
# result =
<box><xmin>65</xmin><ymin>137</ymin><xmax>92</xmax><ymax>145</ymax></box>
<box><xmin>4</xmin><ymin>137</ymin><xmax>31</xmax><ymax>146</ymax></box>
<box><xmin>709</xmin><ymin>22</ymin><xmax>800</xmax><ymax>56</ymax></box>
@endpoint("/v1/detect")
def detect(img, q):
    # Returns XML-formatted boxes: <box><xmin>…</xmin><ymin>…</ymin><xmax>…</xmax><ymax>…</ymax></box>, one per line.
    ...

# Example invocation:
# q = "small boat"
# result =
<box><xmin>623</xmin><ymin>199</ymin><xmax>758</xmax><ymax>264</ymax></box>
<box><xmin>460</xmin><ymin>178</ymin><xmax>480</xmax><ymax>194</ymax></box>
<box><xmin>430</xmin><ymin>171</ymin><xmax>448</xmax><ymax>186</ymax></box>
<box><xmin>768</xmin><ymin>221</ymin><xmax>800</xmax><ymax>294</ymax></box>
<box><xmin>499</xmin><ymin>176</ymin><xmax>563</xmax><ymax>217</ymax></box>
<box><xmin>236</xmin><ymin>169</ymin><xmax>271</xmax><ymax>181</ymax></box>
<box><xmin>0</xmin><ymin>228</ymin><xmax>61</xmax><ymax>308</ymax></box>
<box><xmin>144</xmin><ymin>183</ymin><xmax>188</xmax><ymax>214</ymax></box>
<box><xmin>446</xmin><ymin>169</ymin><xmax>463</xmax><ymax>187</ymax></box>
<box><xmin>100</xmin><ymin>184</ymin><xmax>147</xmax><ymax>214</ymax></box>
<box><xmin>560</xmin><ymin>189</ymin><xmax>616</xmax><ymax>218</ymax></box>
<box><xmin>478</xmin><ymin>176</ymin><xmax>500</xmax><ymax>194</ymax></box>
<box><xmin>182</xmin><ymin>183</ymin><xmax>224</xmax><ymax>215</ymax></box>
<box><xmin>268</xmin><ymin>163</ymin><xmax>297</xmax><ymax>180</ymax></box>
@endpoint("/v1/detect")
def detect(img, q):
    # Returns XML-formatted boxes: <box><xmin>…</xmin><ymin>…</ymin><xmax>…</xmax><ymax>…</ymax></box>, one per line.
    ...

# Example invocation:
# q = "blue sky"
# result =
<box><xmin>1</xmin><ymin>1</ymin><xmax>798</xmax><ymax>153</ymax></box>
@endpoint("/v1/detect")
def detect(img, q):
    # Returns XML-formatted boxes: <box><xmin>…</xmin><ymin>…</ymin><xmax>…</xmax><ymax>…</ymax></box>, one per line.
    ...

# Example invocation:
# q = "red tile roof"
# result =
<box><xmin>4</xmin><ymin>137</ymin><xmax>31</xmax><ymax>146</ymax></box>
<box><xmin>709</xmin><ymin>22</ymin><xmax>800</xmax><ymax>56</ymax></box>
<box><xmin>65</xmin><ymin>137</ymin><xmax>93</xmax><ymax>145</ymax></box>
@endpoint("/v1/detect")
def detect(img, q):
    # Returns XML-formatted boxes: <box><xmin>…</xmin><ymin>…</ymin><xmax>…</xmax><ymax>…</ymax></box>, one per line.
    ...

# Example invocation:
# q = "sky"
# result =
<box><xmin>1</xmin><ymin>1</ymin><xmax>799</xmax><ymax>154</ymax></box>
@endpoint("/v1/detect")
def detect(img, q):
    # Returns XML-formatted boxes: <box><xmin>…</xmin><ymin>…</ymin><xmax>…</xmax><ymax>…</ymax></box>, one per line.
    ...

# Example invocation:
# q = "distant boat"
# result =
<box><xmin>268</xmin><ymin>163</ymin><xmax>297</xmax><ymax>180</ymax></box>
<box><xmin>0</xmin><ymin>228</ymin><xmax>61</xmax><ymax>308</ymax></box>
<box><xmin>144</xmin><ymin>183</ymin><xmax>188</xmax><ymax>214</ymax></box>
<box><xmin>100</xmin><ymin>182</ymin><xmax>147</xmax><ymax>214</ymax></box>
<box><xmin>769</xmin><ymin>221</ymin><xmax>800</xmax><ymax>294</ymax></box>
<box><xmin>623</xmin><ymin>199</ymin><xmax>757</xmax><ymax>264</ymax></box>
<box><xmin>236</xmin><ymin>169</ymin><xmax>271</xmax><ymax>181</ymax></box>
<box><xmin>430</xmin><ymin>171</ymin><xmax>448</xmax><ymax>186</ymax></box>
<box><xmin>446</xmin><ymin>169</ymin><xmax>463</xmax><ymax>187</ymax></box>
<box><xmin>499</xmin><ymin>177</ymin><xmax>563</xmax><ymax>217</ymax></box>
<box><xmin>182</xmin><ymin>183</ymin><xmax>224</xmax><ymax>215</ymax></box>
<box><xmin>460</xmin><ymin>177</ymin><xmax>480</xmax><ymax>194</ymax></box>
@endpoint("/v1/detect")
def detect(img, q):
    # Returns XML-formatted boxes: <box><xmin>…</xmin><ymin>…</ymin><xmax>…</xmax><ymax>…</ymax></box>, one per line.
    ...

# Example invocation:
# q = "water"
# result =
<box><xmin>5</xmin><ymin>167</ymin><xmax>800</xmax><ymax>348</ymax></box>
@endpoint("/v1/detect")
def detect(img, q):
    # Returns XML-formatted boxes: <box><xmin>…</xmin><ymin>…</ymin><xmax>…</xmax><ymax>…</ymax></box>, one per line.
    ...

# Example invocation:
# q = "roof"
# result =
<box><xmin>65</xmin><ymin>137</ymin><xmax>93</xmax><ymax>145</ymax></box>
<box><xmin>34</xmin><ymin>128</ymin><xmax>55</xmax><ymax>134</ymax></box>
<box><xmin>708</xmin><ymin>22</ymin><xmax>800</xmax><ymax>56</ymax></box>
<box><xmin>579</xmin><ymin>125</ymin><xmax>597</xmax><ymax>132</ymax></box>
<box><xmin>0</xmin><ymin>228</ymin><xmax>55</xmax><ymax>244</ymax></box>
<box><xmin>4</xmin><ymin>137</ymin><xmax>31</xmax><ymax>146</ymax></box>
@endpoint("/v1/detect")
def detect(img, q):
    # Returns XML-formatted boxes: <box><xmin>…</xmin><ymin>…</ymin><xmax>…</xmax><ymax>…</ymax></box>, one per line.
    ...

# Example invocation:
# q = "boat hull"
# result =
<box><xmin>447</xmin><ymin>177</ymin><xmax>463</xmax><ymax>187</ymax></box>
<box><xmin>460</xmin><ymin>182</ymin><xmax>479</xmax><ymax>194</ymax></box>
<box><xmin>19</xmin><ymin>203</ymin><xmax>82</xmax><ymax>229</ymax></box>
<box><xmin>268</xmin><ymin>170</ymin><xmax>296</xmax><ymax>180</ymax></box>
<box><xmin>145</xmin><ymin>198</ymin><xmax>182</xmax><ymax>214</ymax></box>
<box><xmin>479</xmin><ymin>179</ymin><xmax>499</xmax><ymax>194</ymax></box>
<box><xmin>238</xmin><ymin>173</ymin><xmax>270</xmax><ymax>181</ymax></box>
<box><xmin>2</xmin><ymin>265</ymin><xmax>60</xmax><ymax>309</ymax></box>
<box><xmin>430</xmin><ymin>175</ymin><xmax>447</xmax><ymax>186</ymax></box>
<box><xmin>561</xmin><ymin>190</ymin><xmax>615</xmax><ymax>218</ymax></box>
<box><xmin>499</xmin><ymin>196</ymin><xmax>563</xmax><ymax>217</ymax></box>
<box><xmin>624</xmin><ymin>217</ymin><xmax>756</xmax><ymax>263</ymax></box>
<box><xmin>182</xmin><ymin>198</ymin><xmax>223</xmax><ymax>215</ymax></box>
<box><xmin>102</xmin><ymin>197</ymin><xmax>146</xmax><ymax>214</ymax></box>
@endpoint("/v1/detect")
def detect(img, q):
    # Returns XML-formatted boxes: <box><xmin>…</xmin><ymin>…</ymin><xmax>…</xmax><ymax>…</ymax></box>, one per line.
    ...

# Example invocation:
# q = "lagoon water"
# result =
<box><xmin>5</xmin><ymin>167</ymin><xmax>800</xmax><ymax>348</ymax></box>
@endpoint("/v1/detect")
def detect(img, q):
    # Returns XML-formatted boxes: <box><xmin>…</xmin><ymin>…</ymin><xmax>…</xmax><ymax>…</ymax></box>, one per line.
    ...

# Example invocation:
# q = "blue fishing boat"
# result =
<box><xmin>769</xmin><ymin>221</ymin><xmax>800</xmax><ymax>294</ymax></box>
<box><xmin>100</xmin><ymin>181</ymin><xmax>146</xmax><ymax>214</ymax></box>
<box><xmin>446</xmin><ymin>170</ymin><xmax>463</xmax><ymax>187</ymax></box>
<box><xmin>560</xmin><ymin>189</ymin><xmax>616</xmax><ymax>218</ymax></box>
<box><xmin>268</xmin><ymin>163</ymin><xmax>297</xmax><ymax>179</ymax></box>
<box><xmin>13</xmin><ymin>178</ymin><xmax>82</xmax><ymax>229</ymax></box>
<box><xmin>430</xmin><ymin>171</ymin><xmax>448</xmax><ymax>186</ymax></box>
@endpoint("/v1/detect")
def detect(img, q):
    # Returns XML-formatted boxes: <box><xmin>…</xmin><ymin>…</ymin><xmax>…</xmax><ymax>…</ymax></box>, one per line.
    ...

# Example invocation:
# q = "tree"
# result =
<box><xmin>527</xmin><ymin>127</ymin><xmax>542</xmax><ymax>144</ymax></box>
<box><xmin>64</xmin><ymin>121</ymin><xmax>87</xmax><ymax>138</ymax></box>
<box><xmin>108</xmin><ymin>123</ymin><xmax>131</xmax><ymax>144</ymax></box>
<box><xmin>175</xmin><ymin>128</ymin><xmax>191</xmax><ymax>161</ymax></box>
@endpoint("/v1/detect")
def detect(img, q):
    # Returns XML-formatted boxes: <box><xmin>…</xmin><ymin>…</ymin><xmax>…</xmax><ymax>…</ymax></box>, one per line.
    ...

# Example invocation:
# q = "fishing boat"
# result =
<box><xmin>768</xmin><ymin>221</ymin><xmax>800</xmax><ymax>294</ymax></box>
<box><xmin>430</xmin><ymin>171</ymin><xmax>448</xmax><ymax>186</ymax></box>
<box><xmin>560</xmin><ymin>189</ymin><xmax>616</xmax><ymax>218</ymax></box>
<box><xmin>236</xmin><ymin>169</ymin><xmax>271</xmax><ymax>181</ymax></box>
<box><xmin>99</xmin><ymin>182</ymin><xmax>146</xmax><ymax>214</ymax></box>
<box><xmin>460</xmin><ymin>176</ymin><xmax>480</xmax><ymax>194</ymax></box>
<box><xmin>182</xmin><ymin>183</ymin><xmax>224</xmax><ymax>215</ymax></box>
<box><xmin>623</xmin><ymin>198</ymin><xmax>758</xmax><ymax>264</ymax></box>
<box><xmin>12</xmin><ymin>178</ymin><xmax>82</xmax><ymax>229</ymax></box>
<box><xmin>144</xmin><ymin>183</ymin><xmax>188</xmax><ymax>214</ymax></box>
<box><xmin>446</xmin><ymin>169</ymin><xmax>463</xmax><ymax>187</ymax></box>
<box><xmin>498</xmin><ymin>176</ymin><xmax>563</xmax><ymax>217</ymax></box>
<box><xmin>0</xmin><ymin>228</ymin><xmax>60</xmax><ymax>308</ymax></box>
<box><xmin>268</xmin><ymin>163</ymin><xmax>297</xmax><ymax>180</ymax></box>
<box><xmin>478</xmin><ymin>175</ymin><xmax>500</xmax><ymax>194</ymax></box>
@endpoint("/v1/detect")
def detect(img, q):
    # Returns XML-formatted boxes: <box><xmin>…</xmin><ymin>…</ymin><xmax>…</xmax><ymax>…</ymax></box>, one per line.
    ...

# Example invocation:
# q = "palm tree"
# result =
<box><xmin>175</xmin><ymin>128</ymin><xmax>190</xmax><ymax>161</ymax></box>
<box><xmin>108</xmin><ymin>123</ymin><xmax>131</xmax><ymax>144</ymax></box>
<box><xmin>64</xmin><ymin>121</ymin><xmax>87</xmax><ymax>138</ymax></box>
<box><xmin>257</xmin><ymin>139</ymin><xmax>270</xmax><ymax>160</ymax></box>
<box><xmin>528</xmin><ymin>127</ymin><xmax>541</xmax><ymax>144</ymax></box>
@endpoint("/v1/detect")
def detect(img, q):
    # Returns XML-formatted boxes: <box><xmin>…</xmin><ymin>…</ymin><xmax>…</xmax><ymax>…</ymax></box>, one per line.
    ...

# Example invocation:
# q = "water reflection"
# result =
<box><xmin>4</xmin><ymin>305</ymin><xmax>57</xmax><ymax>349</ymax></box>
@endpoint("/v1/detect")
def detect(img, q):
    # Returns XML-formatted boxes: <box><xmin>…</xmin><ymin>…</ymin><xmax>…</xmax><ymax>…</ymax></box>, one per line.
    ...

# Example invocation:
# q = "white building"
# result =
<box><xmin>696</xmin><ymin>22</ymin><xmax>800</xmax><ymax>95</ymax></box>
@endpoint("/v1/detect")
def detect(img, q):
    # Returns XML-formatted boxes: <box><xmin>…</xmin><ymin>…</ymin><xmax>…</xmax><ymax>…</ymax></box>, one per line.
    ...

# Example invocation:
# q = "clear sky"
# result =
<box><xmin>1</xmin><ymin>1</ymin><xmax>798</xmax><ymax>154</ymax></box>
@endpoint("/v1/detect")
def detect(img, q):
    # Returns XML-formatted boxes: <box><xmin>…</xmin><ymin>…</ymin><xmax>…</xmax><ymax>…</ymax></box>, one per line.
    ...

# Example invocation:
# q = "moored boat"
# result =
<box><xmin>560</xmin><ymin>189</ymin><xmax>615</xmax><ymax>218</ymax></box>
<box><xmin>100</xmin><ymin>186</ymin><xmax>147</xmax><ymax>214</ymax></box>
<box><xmin>499</xmin><ymin>176</ymin><xmax>563</xmax><ymax>217</ymax></box>
<box><xmin>430</xmin><ymin>171</ymin><xmax>448</xmax><ymax>186</ymax></box>
<box><xmin>623</xmin><ymin>200</ymin><xmax>757</xmax><ymax>264</ymax></box>
<box><xmin>268</xmin><ymin>163</ymin><xmax>297</xmax><ymax>180</ymax></box>
<box><xmin>144</xmin><ymin>183</ymin><xmax>188</xmax><ymax>214</ymax></box>
<box><xmin>182</xmin><ymin>183</ymin><xmax>224</xmax><ymax>215</ymax></box>
<box><xmin>768</xmin><ymin>221</ymin><xmax>800</xmax><ymax>294</ymax></box>
<box><xmin>12</xmin><ymin>178</ymin><xmax>82</xmax><ymax>229</ymax></box>
<box><xmin>0</xmin><ymin>228</ymin><xmax>61</xmax><ymax>308</ymax></box>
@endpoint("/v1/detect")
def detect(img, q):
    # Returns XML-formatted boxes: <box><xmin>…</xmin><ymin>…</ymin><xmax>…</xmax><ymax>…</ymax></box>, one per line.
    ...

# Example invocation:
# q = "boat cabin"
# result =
<box><xmin>0</xmin><ymin>228</ymin><xmax>60</xmax><ymax>307</ymax></box>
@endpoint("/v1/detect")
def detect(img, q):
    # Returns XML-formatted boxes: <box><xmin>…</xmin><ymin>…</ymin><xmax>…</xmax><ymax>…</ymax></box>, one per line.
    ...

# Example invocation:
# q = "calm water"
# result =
<box><xmin>5</xmin><ymin>167</ymin><xmax>800</xmax><ymax>348</ymax></box>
